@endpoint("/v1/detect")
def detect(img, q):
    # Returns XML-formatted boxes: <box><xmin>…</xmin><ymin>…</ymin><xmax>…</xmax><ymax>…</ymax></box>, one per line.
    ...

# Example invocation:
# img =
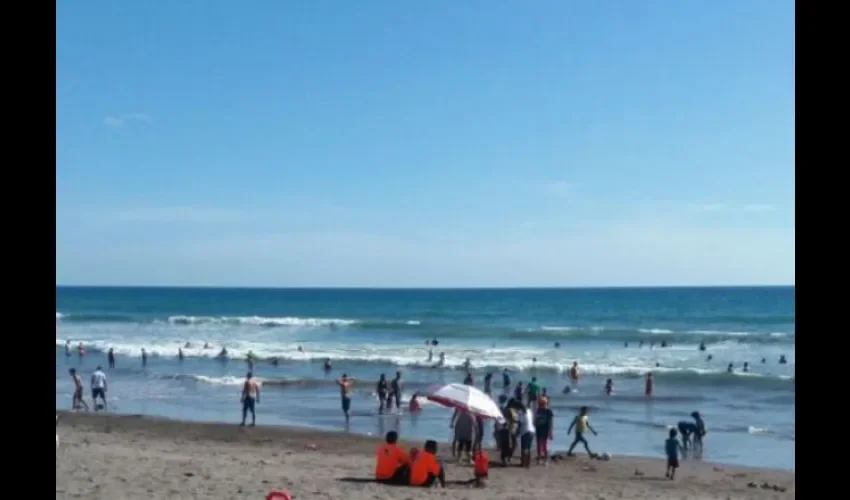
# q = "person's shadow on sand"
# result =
<box><xmin>338</xmin><ymin>478</ymin><xmax>478</xmax><ymax>488</ymax></box>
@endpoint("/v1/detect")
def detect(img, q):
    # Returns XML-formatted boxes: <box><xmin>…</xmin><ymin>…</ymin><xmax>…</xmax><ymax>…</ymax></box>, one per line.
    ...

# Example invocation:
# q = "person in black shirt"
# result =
<box><xmin>376</xmin><ymin>374</ymin><xmax>389</xmax><ymax>414</ymax></box>
<box><xmin>533</xmin><ymin>398</ymin><xmax>554</xmax><ymax>463</ymax></box>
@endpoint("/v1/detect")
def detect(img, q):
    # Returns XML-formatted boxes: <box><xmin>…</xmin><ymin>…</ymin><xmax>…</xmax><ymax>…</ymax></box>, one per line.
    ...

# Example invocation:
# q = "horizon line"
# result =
<box><xmin>56</xmin><ymin>284</ymin><xmax>795</xmax><ymax>291</ymax></box>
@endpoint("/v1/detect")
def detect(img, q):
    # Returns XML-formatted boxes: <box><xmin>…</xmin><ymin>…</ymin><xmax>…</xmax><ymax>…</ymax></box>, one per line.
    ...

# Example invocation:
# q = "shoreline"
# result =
<box><xmin>56</xmin><ymin>411</ymin><xmax>794</xmax><ymax>499</ymax></box>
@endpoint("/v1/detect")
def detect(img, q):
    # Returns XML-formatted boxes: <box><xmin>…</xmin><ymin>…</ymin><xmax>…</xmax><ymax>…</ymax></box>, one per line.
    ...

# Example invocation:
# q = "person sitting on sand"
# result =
<box><xmin>69</xmin><ymin>368</ymin><xmax>88</xmax><ymax>411</ymax></box>
<box><xmin>409</xmin><ymin>440</ymin><xmax>445</xmax><ymax>488</ymax></box>
<box><xmin>566</xmin><ymin>406</ymin><xmax>597</xmax><ymax>457</ymax></box>
<box><xmin>337</xmin><ymin>374</ymin><xmax>355</xmax><ymax>422</ymax></box>
<box><xmin>375</xmin><ymin>431</ymin><xmax>411</xmax><ymax>484</ymax></box>
<box><xmin>240</xmin><ymin>372</ymin><xmax>260</xmax><ymax>427</ymax></box>
<box><xmin>665</xmin><ymin>428</ymin><xmax>684</xmax><ymax>480</ymax></box>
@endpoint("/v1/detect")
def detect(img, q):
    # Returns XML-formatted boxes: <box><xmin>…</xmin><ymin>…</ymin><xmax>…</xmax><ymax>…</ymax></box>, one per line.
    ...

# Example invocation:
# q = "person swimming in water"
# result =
<box><xmin>436</xmin><ymin>352</ymin><xmax>445</xmax><ymax>367</ymax></box>
<box><xmin>323</xmin><ymin>358</ymin><xmax>332</xmax><ymax>372</ymax></box>
<box><xmin>727</xmin><ymin>363</ymin><xmax>734</xmax><ymax>373</ymax></box>
<box><xmin>178</xmin><ymin>348</ymin><xmax>184</xmax><ymax>361</ymax></box>
<box><xmin>779</xmin><ymin>355</ymin><xmax>787</xmax><ymax>364</ymax></box>
<box><xmin>699</xmin><ymin>341</ymin><xmax>706</xmax><ymax>351</ymax></box>
<box><xmin>743</xmin><ymin>362</ymin><xmax>749</xmax><ymax>373</ymax></box>
<box><xmin>217</xmin><ymin>347</ymin><xmax>229</xmax><ymax>359</ymax></box>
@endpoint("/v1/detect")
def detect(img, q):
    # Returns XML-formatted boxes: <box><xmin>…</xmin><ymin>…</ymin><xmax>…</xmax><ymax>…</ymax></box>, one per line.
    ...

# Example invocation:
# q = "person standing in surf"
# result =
<box><xmin>569</xmin><ymin>361</ymin><xmax>581</xmax><ymax>387</ymax></box>
<box><xmin>107</xmin><ymin>348</ymin><xmax>115</xmax><ymax>369</ymax></box>
<box><xmin>391</xmin><ymin>371</ymin><xmax>403</xmax><ymax>411</ymax></box>
<box><xmin>376</xmin><ymin>374</ymin><xmax>389</xmax><ymax>414</ymax></box>
<box><xmin>141</xmin><ymin>348</ymin><xmax>147</xmax><ymax>368</ymax></box>
<box><xmin>240</xmin><ymin>372</ymin><xmax>260</xmax><ymax>427</ymax></box>
<box><xmin>645</xmin><ymin>372</ymin><xmax>654</xmax><ymax>397</ymax></box>
<box><xmin>337</xmin><ymin>374</ymin><xmax>356</xmax><ymax>422</ymax></box>
<box><xmin>90</xmin><ymin>366</ymin><xmax>108</xmax><ymax>411</ymax></box>
<box><xmin>69</xmin><ymin>368</ymin><xmax>88</xmax><ymax>411</ymax></box>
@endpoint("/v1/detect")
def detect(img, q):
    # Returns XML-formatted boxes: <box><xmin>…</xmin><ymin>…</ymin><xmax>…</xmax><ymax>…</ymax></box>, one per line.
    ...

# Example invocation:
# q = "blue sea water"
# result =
<box><xmin>55</xmin><ymin>286</ymin><xmax>795</xmax><ymax>470</ymax></box>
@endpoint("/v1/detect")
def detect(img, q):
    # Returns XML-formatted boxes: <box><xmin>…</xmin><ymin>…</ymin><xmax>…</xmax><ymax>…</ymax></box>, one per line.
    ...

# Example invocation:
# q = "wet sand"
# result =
<box><xmin>55</xmin><ymin>412</ymin><xmax>794</xmax><ymax>500</ymax></box>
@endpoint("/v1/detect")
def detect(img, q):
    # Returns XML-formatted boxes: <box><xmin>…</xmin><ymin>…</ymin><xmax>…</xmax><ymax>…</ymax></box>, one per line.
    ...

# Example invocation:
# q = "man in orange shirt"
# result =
<box><xmin>375</xmin><ymin>431</ymin><xmax>410</xmax><ymax>484</ymax></box>
<box><xmin>409</xmin><ymin>440</ymin><xmax>445</xmax><ymax>488</ymax></box>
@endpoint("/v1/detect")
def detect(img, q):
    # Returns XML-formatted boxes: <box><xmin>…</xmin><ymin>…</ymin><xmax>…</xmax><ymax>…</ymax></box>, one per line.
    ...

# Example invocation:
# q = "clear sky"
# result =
<box><xmin>56</xmin><ymin>0</ymin><xmax>795</xmax><ymax>288</ymax></box>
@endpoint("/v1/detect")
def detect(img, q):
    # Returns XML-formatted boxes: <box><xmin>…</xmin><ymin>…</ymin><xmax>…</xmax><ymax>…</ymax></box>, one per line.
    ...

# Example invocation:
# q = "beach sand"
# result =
<box><xmin>56</xmin><ymin>412</ymin><xmax>794</xmax><ymax>500</ymax></box>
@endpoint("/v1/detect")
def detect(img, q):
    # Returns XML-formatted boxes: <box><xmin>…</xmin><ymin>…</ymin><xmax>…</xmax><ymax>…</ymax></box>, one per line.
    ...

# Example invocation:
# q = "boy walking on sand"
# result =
<box><xmin>566</xmin><ymin>406</ymin><xmax>597</xmax><ymax>457</ymax></box>
<box><xmin>665</xmin><ymin>428</ymin><xmax>684</xmax><ymax>479</ymax></box>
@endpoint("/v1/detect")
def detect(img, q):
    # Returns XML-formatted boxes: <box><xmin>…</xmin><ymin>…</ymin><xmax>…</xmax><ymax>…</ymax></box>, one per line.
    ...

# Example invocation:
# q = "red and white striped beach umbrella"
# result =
<box><xmin>423</xmin><ymin>383</ymin><xmax>505</xmax><ymax>421</ymax></box>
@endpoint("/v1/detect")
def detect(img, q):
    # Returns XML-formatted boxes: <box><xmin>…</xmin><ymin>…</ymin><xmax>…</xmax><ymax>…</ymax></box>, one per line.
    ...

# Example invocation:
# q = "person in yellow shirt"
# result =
<box><xmin>375</xmin><ymin>431</ymin><xmax>410</xmax><ymax>484</ymax></box>
<box><xmin>409</xmin><ymin>440</ymin><xmax>445</xmax><ymax>488</ymax></box>
<box><xmin>566</xmin><ymin>406</ymin><xmax>598</xmax><ymax>457</ymax></box>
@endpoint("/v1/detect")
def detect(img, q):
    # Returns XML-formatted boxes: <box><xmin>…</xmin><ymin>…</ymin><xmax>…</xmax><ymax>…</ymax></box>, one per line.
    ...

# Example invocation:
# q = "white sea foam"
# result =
<box><xmin>167</xmin><ymin>315</ymin><xmax>357</xmax><ymax>327</ymax></box>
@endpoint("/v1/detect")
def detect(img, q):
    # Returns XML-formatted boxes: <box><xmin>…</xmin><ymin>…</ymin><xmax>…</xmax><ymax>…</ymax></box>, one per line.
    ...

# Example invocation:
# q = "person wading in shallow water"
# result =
<box><xmin>69</xmin><ymin>368</ymin><xmax>88</xmax><ymax>411</ymax></box>
<box><xmin>240</xmin><ymin>372</ymin><xmax>260</xmax><ymax>427</ymax></box>
<box><xmin>337</xmin><ymin>374</ymin><xmax>356</xmax><ymax>422</ymax></box>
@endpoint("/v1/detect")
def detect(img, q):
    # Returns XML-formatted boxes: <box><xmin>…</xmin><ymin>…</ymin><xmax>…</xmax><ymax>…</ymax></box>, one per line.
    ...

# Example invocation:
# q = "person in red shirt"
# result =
<box><xmin>409</xmin><ymin>440</ymin><xmax>445</xmax><ymax>488</ymax></box>
<box><xmin>375</xmin><ymin>431</ymin><xmax>410</xmax><ymax>484</ymax></box>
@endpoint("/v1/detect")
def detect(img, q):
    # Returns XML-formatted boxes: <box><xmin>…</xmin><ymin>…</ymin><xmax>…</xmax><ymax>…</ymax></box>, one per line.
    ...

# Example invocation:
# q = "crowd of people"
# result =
<box><xmin>64</xmin><ymin>338</ymin><xmax>713</xmax><ymax>486</ymax></box>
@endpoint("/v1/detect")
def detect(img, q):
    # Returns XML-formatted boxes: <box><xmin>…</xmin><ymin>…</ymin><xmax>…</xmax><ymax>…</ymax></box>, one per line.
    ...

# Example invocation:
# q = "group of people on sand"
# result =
<box><xmin>374</xmin><ymin>432</ymin><xmax>454</xmax><ymax>488</ymax></box>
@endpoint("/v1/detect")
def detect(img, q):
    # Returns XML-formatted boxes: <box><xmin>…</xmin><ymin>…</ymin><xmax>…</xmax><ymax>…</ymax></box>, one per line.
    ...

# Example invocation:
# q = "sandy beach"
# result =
<box><xmin>56</xmin><ymin>412</ymin><xmax>794</xmax><ymax>500</ymax></box>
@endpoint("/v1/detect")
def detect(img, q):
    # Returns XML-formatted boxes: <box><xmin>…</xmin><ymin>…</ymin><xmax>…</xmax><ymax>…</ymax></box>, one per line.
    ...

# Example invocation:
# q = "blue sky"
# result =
<box><xmin>56</xmin><ymin>0</ymin><xmax>795</xmax><ymax>287</ymax></box>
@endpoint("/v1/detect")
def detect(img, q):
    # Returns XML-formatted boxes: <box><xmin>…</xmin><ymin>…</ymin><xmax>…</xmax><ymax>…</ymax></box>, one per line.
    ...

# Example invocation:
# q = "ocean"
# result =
<box><xmin>55</xmin><ymin>286</ymin><xmax>795</xmax><ymax>470</ymax></box>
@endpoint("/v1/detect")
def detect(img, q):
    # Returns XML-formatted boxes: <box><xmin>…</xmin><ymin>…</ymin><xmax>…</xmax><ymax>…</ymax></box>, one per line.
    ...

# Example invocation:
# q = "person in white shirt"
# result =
<box><xmin>91</xmin><ymin>366</ymin><xmax>108</xmax><ymax>411</ymax></box>
<box><xmin>517</xmin><ymin>403</ymin><xmax>536</xmax><ymax>468</ymax></box>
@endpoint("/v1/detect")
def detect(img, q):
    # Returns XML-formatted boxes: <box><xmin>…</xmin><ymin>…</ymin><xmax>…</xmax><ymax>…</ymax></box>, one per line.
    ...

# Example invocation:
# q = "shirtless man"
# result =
<box><xmin>69</xmin><ymin>368</ymin><xmax>88</xmax><ymax>411</ymax></box>
<box><xmin>337</xmin><ymin>373</ymin><xmax>356</xmax><ymax>422</ymax></box>
<box><xmin>240</xmin><ymin>372</ymin><xmax>260</xmax><ymax>427</ymax></box>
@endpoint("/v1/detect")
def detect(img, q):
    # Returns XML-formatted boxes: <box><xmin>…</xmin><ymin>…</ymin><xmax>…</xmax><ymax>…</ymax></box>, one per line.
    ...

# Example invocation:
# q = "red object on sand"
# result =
<box><xmin>266</xmin><ymin>490</ymin><xmax>292</xmax><ymax>500</ymax></box>
<box><xmin>473</xmin><ymin>450</ymin><xmax>489</xmax><ymax>477</ymax></box>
